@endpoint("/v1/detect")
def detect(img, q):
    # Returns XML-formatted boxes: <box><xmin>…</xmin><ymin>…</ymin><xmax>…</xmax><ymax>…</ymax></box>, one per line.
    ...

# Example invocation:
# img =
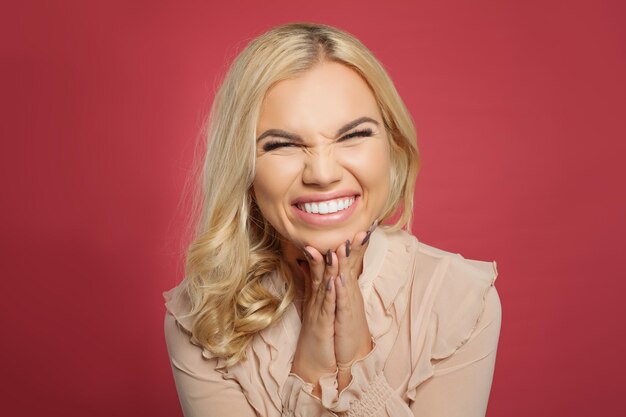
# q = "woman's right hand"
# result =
<box><xmin>290</xmin><ymin>246</ymin><xmax>338</xmax><ymax>397</ymax></box>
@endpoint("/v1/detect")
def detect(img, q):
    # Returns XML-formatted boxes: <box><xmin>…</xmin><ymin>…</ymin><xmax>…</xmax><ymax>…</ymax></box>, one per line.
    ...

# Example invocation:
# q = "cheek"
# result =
<box><xmin>340</xmin><ymin>141</ymin><xmax>391</xmax><ymax>190</ymax></box>
<box><xmin>253</xmin><ymin>162</ymin><xmax>281</xmax><ymax>208</ymax></box>
<box><xmin>252</xmin><ymin>157</ymin><xmax>300</xmax><ymax>217</ymax></box>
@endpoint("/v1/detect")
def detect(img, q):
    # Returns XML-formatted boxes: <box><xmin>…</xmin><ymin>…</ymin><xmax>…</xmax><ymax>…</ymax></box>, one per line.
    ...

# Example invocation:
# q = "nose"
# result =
<box><xmin>301</xmin><ymin>146</ymin><xmax>343</xmax><ymax>187</ymax></box>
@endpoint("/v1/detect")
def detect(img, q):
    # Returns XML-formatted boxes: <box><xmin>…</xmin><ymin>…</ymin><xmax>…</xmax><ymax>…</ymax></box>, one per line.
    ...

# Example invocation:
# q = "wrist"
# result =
<box><xmin>337</xmin><ymin>367</ymin><xmax>352</xmax><ymax>392</ymax></box>
<box><xmin>356</xmin><ymin>337</ymin><xmax>373</xmax><ymax>358</ymax></box>
<box><xmin>336</xmin><ymin>339</ymin><xmax>373</xmax><ymax>369</ymax></box>
<box><xmin>290</xmin><ymin>363</ymin><xmax>317</xmax><ymax>385</ymax></box>
<box><xmin>290</xmin><ymin>362</ymin><xmax>336</xmax><ymax>392</ymax></box>
<box><xmin>336</xmin><ymin>338</ymin><xmax>374</xmax><ymax>391</ymax></box>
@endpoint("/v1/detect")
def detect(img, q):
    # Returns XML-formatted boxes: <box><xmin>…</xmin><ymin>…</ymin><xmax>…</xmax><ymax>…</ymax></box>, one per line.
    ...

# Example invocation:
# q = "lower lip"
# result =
<box><xmin>292</xmin><ymin>196</ymin><xmax>360</xmax><ymax>226</ymax></box>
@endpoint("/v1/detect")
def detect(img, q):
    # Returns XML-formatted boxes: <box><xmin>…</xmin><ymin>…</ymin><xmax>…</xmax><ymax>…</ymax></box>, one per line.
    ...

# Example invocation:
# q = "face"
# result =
<box><xmin>252</xmin><ymin>61</ymin><xmax>391</xmax><ymax>252</ymax></box>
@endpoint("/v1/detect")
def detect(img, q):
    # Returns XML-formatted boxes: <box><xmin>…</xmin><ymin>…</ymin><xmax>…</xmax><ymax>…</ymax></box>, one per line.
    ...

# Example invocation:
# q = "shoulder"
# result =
<box><xmin>163</xmin><ymin>283</ymin><xmax>191</xmax><ymax>354</ymax></box>
<box><xmin>409</xmin><ymin>238</ymin><xmax>501</xmax><ymax>360</ymax></box>
<box><xmin>163</xmin><ymin>282</ymin><xmax>217</xmax><ymax>361</ymax></box>
<box><xmin>376</xmin><ymin>228</ymin><xmax>501</xmax><ymax>355</ymax></box>
<box><xmin>163</xmin><ymin>283</ymin><xmax>194</xmax><ymax>333</ymax></box>
<box><xmin>376</xmin><ymin>227</ymin><xmax>499</xmax><ymax>291</ymax></box>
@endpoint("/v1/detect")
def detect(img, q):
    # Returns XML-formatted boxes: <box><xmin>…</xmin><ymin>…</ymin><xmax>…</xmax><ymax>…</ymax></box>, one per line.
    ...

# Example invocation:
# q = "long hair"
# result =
<box><xmin>181</xmin><ymin>22</ymin><xmax>420</xmax><ymax>367</ymax></box>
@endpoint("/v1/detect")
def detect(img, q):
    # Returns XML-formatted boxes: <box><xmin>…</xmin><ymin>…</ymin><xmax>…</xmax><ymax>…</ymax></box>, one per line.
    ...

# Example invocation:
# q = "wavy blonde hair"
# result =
<box><xmin>180</xmin><ymin>22</ymin><xmax>420</xmax><ymax>367</ymax></box>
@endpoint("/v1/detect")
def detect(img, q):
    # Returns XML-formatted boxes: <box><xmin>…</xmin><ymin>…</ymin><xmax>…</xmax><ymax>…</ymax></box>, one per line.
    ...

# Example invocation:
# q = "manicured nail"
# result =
<box><xmin>325</xmin><ymin>250</ymin><xmax>332</xmax><ymax>266</ymax></box>
<box><xmin>345</xmin><ymin>240</ymin><xmax>351</xmax><ymax>257</ymax></box>
<box><xmin>326</xmin><ymin>276</ymin><xmax>333</xmax><ymax>290</ymax></box>
<box><xmin>302</xmin><ymin>248</ymin><xmax>313</xmax><ymax>261</ymax></box>
<box><xmin>361</xmin><ymin>219</ymin><xmax>379</xmax><ymax>245</ymax></box>
<box><xmin>340</xmin><ymin>273</ymin><xmax>346</xmax><ymax>286</ymax></box>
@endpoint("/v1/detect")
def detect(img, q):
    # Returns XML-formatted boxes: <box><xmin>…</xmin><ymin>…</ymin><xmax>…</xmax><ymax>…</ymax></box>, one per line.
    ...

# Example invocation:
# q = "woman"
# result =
<box><xmin>163</xmin><ymin>22</ymin><xmax>501</xmax><ymax>417</ymax></box>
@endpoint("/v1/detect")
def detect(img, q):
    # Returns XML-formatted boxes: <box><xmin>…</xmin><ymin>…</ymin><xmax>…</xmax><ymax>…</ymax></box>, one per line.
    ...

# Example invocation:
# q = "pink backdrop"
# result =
<box><xmin>2</xmin><ymin>1</ymin><xmax>624</xmax><ymax>416</ymax></box>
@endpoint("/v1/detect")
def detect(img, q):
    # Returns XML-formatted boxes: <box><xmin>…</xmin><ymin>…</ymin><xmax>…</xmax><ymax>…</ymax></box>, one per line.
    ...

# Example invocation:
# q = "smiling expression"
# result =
<box><xmin>252</xmin><ymin>61</ymin><xmax>391</xmax><ymax>252</ymax></box>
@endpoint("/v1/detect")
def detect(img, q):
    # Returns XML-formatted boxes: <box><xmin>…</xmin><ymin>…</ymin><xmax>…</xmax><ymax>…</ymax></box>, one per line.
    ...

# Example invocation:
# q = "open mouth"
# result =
<box><xmin>295</xmin><ymin>196</ymin><xmax>356</xmax><ymax>215</ymax></box>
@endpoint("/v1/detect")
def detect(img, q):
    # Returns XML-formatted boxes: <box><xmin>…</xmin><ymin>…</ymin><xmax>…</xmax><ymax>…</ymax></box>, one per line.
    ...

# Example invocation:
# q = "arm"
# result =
<box><xmin>163</xmin><ymin>311</ymin><xmax>258</xmax><ymax>417</ymax></box>
<box><xmin>323</xmin><ymin>339</ymin><xmax>414</xmax><ymax>417</ymax></box>
<box><xmin>309</xmin><ymin>226</ymin><xmax>413</xmax><ymax>416</ymax></box>
<box><xmin>409</xmin><ymin>285</ymin><xmax>502</xmax><ymax>416</ymax></box>
<box><xmin>326</xmin><ymin>285</ymin><xmax>501</xmax><ymax>416</ymax></box>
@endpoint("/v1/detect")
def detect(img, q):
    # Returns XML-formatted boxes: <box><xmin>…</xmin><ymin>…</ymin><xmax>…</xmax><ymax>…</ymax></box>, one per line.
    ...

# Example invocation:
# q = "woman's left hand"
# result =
<box><xmin>333</xmin><ymin>220</ymin><xmax>378</xmax><ymax>392</ymax></box>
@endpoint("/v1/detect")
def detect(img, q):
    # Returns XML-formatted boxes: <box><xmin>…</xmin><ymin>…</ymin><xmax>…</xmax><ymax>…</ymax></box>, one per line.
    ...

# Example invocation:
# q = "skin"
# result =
<box><xmin>252</xmin><ymin>61</ymin><xmax>392</xmax><ymax>396</ymax></box>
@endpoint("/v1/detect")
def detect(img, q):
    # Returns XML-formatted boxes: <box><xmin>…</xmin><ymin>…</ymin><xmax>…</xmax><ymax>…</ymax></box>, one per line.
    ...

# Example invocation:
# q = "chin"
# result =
<box><xmin>296</xmin><ymin>228</ymin><xmax>357</xmax><ymax>253</ymax></box>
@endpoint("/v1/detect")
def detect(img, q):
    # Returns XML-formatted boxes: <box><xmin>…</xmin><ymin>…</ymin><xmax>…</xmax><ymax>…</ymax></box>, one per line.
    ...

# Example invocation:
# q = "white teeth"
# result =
<box><xmin>297</xmin><ymin>197</ymin><xmax>356</xmax><ymax>214</ymax></box>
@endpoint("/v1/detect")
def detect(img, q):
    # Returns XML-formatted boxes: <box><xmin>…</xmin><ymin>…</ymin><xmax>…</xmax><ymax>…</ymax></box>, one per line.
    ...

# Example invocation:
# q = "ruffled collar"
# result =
<box><xmin>163</xmin><ymin>226</ymin><xmax>419</xmax><ymax>415</ymax></box>
<box><xmin>250</xmin><ymin>226</ymin><xmax>417</xmax><ymax>412</ymax></box>
<box><xmin>360</xmin><ymin>227</ymin><xmax>417</xmax><ymax>338</ymax></box>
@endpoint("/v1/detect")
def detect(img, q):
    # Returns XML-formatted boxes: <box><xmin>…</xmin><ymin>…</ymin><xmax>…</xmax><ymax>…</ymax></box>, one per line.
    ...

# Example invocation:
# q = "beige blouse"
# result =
<box><xmin>163</xmin><ymin>227</ymin><xmax>501</xmax><ymax>416</ymax></box>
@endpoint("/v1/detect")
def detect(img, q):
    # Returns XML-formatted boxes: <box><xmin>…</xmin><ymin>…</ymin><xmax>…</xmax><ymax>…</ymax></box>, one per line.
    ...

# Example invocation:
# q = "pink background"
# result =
<box><xmin>2</xmin><ymin>1</ymin><xmax>624</xmax><ymax>416</ymax></box>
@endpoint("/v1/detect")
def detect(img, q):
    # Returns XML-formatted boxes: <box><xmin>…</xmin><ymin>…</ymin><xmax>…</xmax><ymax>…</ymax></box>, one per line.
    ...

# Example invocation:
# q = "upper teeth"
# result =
<box><xmin>297</xmin><ymin>197</ymin><xmax>355</xmax><ymax>214</ymax></box>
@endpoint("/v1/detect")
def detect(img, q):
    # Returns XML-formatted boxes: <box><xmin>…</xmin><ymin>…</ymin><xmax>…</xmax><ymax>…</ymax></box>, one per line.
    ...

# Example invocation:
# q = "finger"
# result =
<box><xmin>360</xmin><ymin>219</ymin><xmax>379</xmax><ymax>246</ymax></box>
<box><xmin>303</xmin><ymin>246</ymin><xmax>324</xmax><ymax>285</ymax></box>
<box><xmin>316</xmin><ymin>251</ymin><xmax>338</xmax><ymax>310</ymax></box>
<box><xmin>320</xmin><ymin>274</ymin><xmax>336</xmax><ymax>318</ymax></box>
<box><xmin>349</xmin><ymin>220</ymin><xmax>378</xmax><ymax>268</ymax></box>
<box><xmin>336</xmin><ymin>239</ymin><xmax>355</xmax><ymax>286</ymax></box>
<box><xmin>325</xmin><ymin>251</ymin><xmax>339</xmax><ymax>282</ymax></box>
<box><xmin>334</xmin><ymin>273</ymin><xmax>349</xmax><ymax>316</ymax></box>
<box><xmin>303</xmin><ymin>246</ymin><xmax>324</xmax><ymax>305</ymax></box>
<box><xmin>298</xmin><ymin>261</ymin><xmax>312</xmax><ymax>305</ymax></box>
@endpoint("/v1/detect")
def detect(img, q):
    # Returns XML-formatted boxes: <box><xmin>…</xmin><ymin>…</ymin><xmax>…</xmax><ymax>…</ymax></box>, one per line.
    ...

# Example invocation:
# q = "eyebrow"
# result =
<box><xmin>256</xmin><ymin>116</ymin><xmax>379</xmax><ymax>143</ymax></box>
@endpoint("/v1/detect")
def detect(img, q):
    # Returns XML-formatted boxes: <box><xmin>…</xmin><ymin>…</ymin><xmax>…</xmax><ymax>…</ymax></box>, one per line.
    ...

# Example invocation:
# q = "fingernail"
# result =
<box><xmin>326</xmin><ymin>276</ymin><xmax>333</xmax><ymax>290</ymax></box>
<box><xmin>325</xmin><ymin>250</ymin><xmax>332</xmax><ymax>266</ymax></box>
<box><xmin>302</xmin><ymin>248</ymin><xmax>313</xmax><ymax>261</ymax></box>
<box><xmin>361</xmin><ymin>220</ymin><xmax>379</xmax><ymax>245</ymax></box>
<box><xmin>340</xmin><ymin>273</ymin><xmax>346</xmax><ymax>286</ymax></box>
<box><xmin>345</xmin><ymin>240</ymin><xmax>351</xmax><ymax>257</ymax></box>
<box><xmin>361</xmin><ymin>231</ymin><xmax>372</xmax><ymax>245</ymax></box>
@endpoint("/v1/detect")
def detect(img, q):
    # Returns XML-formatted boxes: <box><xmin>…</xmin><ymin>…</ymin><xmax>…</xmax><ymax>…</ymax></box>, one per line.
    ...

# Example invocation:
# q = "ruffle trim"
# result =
<box><xmin>316</xmin><ymin>338</ymin><xmax>387</xmax><ymax>412</ymax></box>
<box><xmin>431</xmin><ymin>255</ymin><xmax>498</xmax><ymax>359</ymax></box>
<box><xmin>163</xmin><ymin>229</ymin><xmax>497</xmax><ymax>415</ymax></box>
<box><xmin>282</xmin><ymin>227</ymin><xmax>419</xmax><ymax>414</ymax></box>
<box><xmin>281</xmin><ymin>372</ymin><xmax>334</xmax><ymax>416</ymax></box>
<box><xmin>405</xmin><ymin>250</ymin><xmax>499</xmax><ymax>401</ymax></box>
<box><xmin>163</xmin><ymin>228</ymin><xmax>419</xmax><ymax>416</ymax></box>
<box><xmin>162</xmin><ymin>285</ymin><xmax>231</xmax><ymax>373</ymax></box>
<box><xmin>362</xmin><ymin>228</ymin><xmax>418</xmax><ymax>340</ymax></box>
<box><xmin>163</xmin><ymin>285</ymin><xmax>193</xmax><ymax>333</ymax></box>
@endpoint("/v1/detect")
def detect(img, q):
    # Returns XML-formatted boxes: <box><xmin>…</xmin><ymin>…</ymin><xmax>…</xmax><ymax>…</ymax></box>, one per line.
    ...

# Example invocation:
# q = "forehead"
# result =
<box><xmin>257</xmin><ymin>62</ymin><xmax>381</xmax><ymax>135</ymax></box>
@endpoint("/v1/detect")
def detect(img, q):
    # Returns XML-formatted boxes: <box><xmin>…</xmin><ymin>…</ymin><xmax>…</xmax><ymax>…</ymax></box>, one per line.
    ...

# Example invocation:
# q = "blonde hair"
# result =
<box><xmin>181</xmin><ymin>22</ymin><xmax>420</xmax><ymax>367</ymax></box>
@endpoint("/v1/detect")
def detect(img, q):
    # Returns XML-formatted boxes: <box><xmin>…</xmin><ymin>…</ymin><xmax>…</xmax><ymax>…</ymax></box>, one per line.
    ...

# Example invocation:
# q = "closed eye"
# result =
<box><xmin>261</xmin><ymin>128</ymin><xmax>374</xmax><ymax>152</ymax></box>
<box><xmin>262</xmin><ymin>141</ymin><xmax>298</xmax><ymax>152</ymax></box>
<box><xmin>337</xmin><ymin>128</ymin><xmax>374</xmax><ymax>142</ymax></box>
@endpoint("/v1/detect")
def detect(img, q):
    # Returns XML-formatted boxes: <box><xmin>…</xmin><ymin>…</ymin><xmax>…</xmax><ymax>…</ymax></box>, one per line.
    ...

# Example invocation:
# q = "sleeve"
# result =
<box><xmin>163</xmin><ymin>311</ymin><xmax>258</xmax><ymax>417</ymax></box>
<box><xmin>409</xmin><ymin>284</ymin><xmax>502</xmax><ymax>416</ymax></box>
<box><xmin>281</xmin><ymin>372</ymin><xmax>339</xmax><ymax>416</ymax></box>
<box><xmin>322</xmin><ymin>284</ymin><xmax>502</xmax><ymax>417</ymax></box>
<box><xmin>318</xmin><ymin>260</ymin><xmax>502</xmax><ymax>417</ymax></box>
<box><xmin>317</xmin><ymin>339</ymin><xmax>416</xmax><ymax>417</ymax></box>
